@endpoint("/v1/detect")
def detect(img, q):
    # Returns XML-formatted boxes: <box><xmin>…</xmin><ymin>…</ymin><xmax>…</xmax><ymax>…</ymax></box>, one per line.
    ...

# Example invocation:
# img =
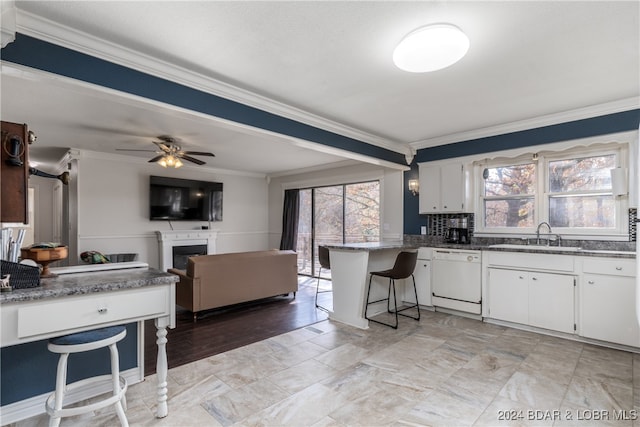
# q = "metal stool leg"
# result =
<box><xmin>364</xmin><ymin>274</ymin><xmax>398</xmax><ymax>329</ymax></box>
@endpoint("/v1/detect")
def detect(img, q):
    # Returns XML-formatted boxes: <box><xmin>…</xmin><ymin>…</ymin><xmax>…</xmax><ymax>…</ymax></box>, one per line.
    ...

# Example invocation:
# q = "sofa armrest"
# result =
<box><xmin>168</xmin><ymin>268</ymin><xmax>188</xmax><ymax>279</ymax></box>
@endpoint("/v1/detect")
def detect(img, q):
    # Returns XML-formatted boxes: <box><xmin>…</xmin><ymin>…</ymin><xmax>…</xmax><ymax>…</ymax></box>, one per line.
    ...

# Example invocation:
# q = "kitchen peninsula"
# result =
<box><xmin>324</xmin><ymin>241</ymin><xmax>418</xmax><ymax>329</ymax></box>
<box><xmin>0</xmin><ymin>263</ymin><xmax>178</xmax><ymax>424</ymax></box>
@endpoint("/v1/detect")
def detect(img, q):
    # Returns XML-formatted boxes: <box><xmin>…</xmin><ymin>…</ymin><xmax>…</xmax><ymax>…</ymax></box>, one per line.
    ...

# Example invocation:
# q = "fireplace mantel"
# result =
<box><xmin>156</xmin><ymin>230</ymin><xmax>218</xmax><ymax>271</ymax></box>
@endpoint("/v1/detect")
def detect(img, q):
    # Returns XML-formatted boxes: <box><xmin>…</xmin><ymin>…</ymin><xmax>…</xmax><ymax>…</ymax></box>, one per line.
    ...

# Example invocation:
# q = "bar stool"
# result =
<box><xmin>46</xmin><ymin>325</ymin><xmax>129</xmax><ymax>427</ymax></box>
<box><xmin>364</xmin><ymin>251</ymin><xmax>420</xmax><ymax>329</ymax></box>
<box><xmin>315</xmin><ymin>245</ymin><xmax>332</xmax><ymax>312</ymax></box>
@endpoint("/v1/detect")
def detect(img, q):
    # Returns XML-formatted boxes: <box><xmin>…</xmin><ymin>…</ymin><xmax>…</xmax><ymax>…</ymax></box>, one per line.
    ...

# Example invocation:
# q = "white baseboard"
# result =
<box><xmin>0</xmin><ymin>367</ymin><xmax>142</xmax><ymax>426</ymax></box>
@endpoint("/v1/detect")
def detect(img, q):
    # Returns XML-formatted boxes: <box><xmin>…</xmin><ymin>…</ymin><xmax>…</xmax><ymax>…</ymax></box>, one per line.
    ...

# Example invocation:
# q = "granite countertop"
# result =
<box><xmin>323</xmin><ymin>240</ymin><xmax>635</xmax><ymax>258</ymax></box>
<box><xmin>0</xmin><ymin>267</ymin><xmax>179</xmax><ymax>304</ymax></box>
<box><xmin>323</xmin><ymin>241</ymin><xmax>419</xmax><ymax>252</ymax></box>
<box><xmin>481</xmin><ymin>245</ymin><xmax>636</xmax><ymax>259</ymax></box>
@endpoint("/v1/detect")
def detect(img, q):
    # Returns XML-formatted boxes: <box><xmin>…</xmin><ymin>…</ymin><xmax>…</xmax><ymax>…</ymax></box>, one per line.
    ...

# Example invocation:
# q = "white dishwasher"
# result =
<box><xmin>431</xmin><ymin>249</ymin><xmax>482</xmax><ymax>314</ymax></box>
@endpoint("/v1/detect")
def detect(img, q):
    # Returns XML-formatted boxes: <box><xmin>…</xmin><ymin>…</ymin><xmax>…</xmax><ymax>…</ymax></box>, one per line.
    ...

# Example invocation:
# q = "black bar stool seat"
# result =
<box><xmin>364</xmin><ymin>251</ymin><xmax>420</xmax><ymax>329</ymax></box>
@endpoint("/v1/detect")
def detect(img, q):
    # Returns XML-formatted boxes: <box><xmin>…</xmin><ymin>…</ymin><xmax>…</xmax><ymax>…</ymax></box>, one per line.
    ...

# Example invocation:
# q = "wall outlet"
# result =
<box><xmin>421</xmin><ymin>226</ymin><xmax>427</xmax><ymax>235</ymax></box>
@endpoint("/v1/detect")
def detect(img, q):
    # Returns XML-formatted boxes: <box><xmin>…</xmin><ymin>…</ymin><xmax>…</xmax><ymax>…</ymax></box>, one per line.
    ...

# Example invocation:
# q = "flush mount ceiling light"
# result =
<box><xmin>393</xmin><ymin>23</ymin><xmax>469</xmax><ymax>73</ymax></box>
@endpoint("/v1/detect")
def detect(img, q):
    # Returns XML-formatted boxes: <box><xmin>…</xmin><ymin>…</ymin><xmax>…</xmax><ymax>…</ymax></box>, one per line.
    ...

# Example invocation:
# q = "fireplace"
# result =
<box><xmin>172</xmin><ymin>244</ymin><xmax>207</xmax><ymax>270</ymax></box>
<box><xmin>156</xmin><ymin>230</ymin><xmax>218</xmax><ymax>271</ymax></box>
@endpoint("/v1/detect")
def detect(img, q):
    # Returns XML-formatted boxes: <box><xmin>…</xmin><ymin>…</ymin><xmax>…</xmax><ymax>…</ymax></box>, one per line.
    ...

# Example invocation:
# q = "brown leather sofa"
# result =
<box><xmin>168</xmin><ymin>249</ymin><xmax>298</xmax><ymax>320</ymax></box>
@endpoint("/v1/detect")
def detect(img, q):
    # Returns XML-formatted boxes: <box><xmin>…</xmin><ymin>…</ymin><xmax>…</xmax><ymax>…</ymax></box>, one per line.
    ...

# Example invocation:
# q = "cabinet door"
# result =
<box><xmin>418</xmin><ymin>165</ymin><xmax>440</xmax><ymax>213</ymax></box>
<box><xmin>407</xmin><ymin>260</ymin><xmax>431</xmax><ymax>306</ymax></box>
<box><xmin>582</xmin><ymin>274</ymin><xmax>640</xmax><ymax>347</ymax></box>
<box><xmin>529</xmin><ymin>272</ymin><xmax>575</xmax><ymax>334</ymax></box>
<box><xmin>440</xmin><ymin>163</ymin><xmax>464</xmax><ymax>212</ymax></box>
<box><xmin>488</xmin><ymin>268</ymin><xmax>528</xmax><ymax>324</ymax></box>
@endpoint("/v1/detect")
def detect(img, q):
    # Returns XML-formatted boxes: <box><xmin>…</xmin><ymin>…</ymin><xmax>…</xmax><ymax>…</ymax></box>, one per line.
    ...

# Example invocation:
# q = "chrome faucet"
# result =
<box><xmin>536</xmin><ymin>222</ymin><xmax>552</xmax><ymax>245</ymax></box>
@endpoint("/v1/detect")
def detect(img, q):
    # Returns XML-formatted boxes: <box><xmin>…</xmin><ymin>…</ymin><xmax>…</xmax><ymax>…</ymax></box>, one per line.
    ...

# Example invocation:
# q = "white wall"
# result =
<box><xmin>267</xmin><ymin>162</ymin><xmax>404</xmax><ymax>248</ymax></box>
<box><xmin>73</xmin><ymin>151</ymin><xmax>270</xmax><ymax>268</ymax></box>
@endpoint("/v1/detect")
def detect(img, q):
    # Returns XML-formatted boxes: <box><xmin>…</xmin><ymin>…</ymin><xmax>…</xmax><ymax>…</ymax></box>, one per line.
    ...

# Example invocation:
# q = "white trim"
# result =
<box><xmin>14</xmin><ymin>9</ymin><xmax>412</xmax><ymax>159</ymax></box>
<box><xmin>0</xmin><ymin>367</ymin><xmax>142</xmax><ymax>425</ymax></box>
<box><xmin>1</xmin><ymin>1</ymin><xmax>16</xmax><ymax>48</ymax></box>
<box><xmin>411</xmin><ymin>98</ymin><xmax>640</xmax><ymax>149</ymax></box>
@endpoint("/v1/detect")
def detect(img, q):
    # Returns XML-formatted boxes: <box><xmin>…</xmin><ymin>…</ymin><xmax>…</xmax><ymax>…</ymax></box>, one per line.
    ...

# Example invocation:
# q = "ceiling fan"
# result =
<box><xmin>117</xmin><ymin>135</ymin><xmax>215</xmax><ymax>168</ymax></box>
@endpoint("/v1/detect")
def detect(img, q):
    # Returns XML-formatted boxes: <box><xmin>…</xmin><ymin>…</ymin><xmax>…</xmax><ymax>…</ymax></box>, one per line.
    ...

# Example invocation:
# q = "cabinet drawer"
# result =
<box><xmin>487</xmin><ymin>251</ymin><xmax>574</xmax><ymax>272</ymax></box>
<box><xmin>17</xmin><ymin>286</ymin><xmax>170</xmax><ymax>339</ymax></box>
<box><xmin>582</xmin><ymin>258</ymin><xmax>635</xmax><ymax>277</ymax></box>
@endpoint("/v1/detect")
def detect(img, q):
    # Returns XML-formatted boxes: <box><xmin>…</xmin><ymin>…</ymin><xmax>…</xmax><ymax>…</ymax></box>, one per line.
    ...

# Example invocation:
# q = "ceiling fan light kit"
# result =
<box><xmin>158</xmin><ymin>155</ymin><xmax>183</xmax><ymax>168</ymax></box>
<box><xmin>393</xmin><ymin>23</ymin><xmax>469</xmax><ymax>73</ymax></box>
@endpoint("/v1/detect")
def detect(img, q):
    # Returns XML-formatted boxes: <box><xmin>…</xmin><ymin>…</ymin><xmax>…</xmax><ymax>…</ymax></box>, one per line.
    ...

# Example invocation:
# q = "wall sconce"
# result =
<box><xmin>408</xmin><ymin>179</ymin><xmax>419</xmax><ymax>196</ymax></box>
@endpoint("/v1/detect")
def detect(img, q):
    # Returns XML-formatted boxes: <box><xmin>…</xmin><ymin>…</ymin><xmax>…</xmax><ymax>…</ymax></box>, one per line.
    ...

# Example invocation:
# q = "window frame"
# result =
<box><xmin>475</xmin><ymin>143</ymin><xmax>628</xmax><ymax>238</ymax></box>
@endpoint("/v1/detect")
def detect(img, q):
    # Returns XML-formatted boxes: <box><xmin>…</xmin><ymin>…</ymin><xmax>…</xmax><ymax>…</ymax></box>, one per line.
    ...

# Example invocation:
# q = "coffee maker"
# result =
<box><xmin>445</xmin><ymin>218</ymin><xmax>469</xmax><ymax>244</ymax></box>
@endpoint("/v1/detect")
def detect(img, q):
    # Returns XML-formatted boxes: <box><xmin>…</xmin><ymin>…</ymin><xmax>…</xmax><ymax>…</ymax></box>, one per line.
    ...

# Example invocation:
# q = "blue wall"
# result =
<box><xmin>0</xmin><ymin>323</ymin><xmax>137</xmax><ymax>406</ymax></box>
<box><xmin>404</xmin><ymin>110</ymin><xmax>640</xmax><ymax>234</ymax></box>
<box><xmin>1</xmin><ymin>33</ymin><xmax>408</xmax><ymax>168</ymax></box>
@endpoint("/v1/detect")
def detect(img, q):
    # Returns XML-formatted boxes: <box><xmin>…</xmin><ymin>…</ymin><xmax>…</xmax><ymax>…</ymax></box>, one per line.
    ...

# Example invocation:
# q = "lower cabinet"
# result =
<box><xmin>580</xmin><ymin>258</ymin><xmax>640</xmax><ymax>347</ymax></box>
<box><xmin>488</xmin><ymin>267</ymin><xmax>575</xmax><ymax>334</ymax></box>
<box><xmin>487</xmin><ymin>268</ymin><xmax>528</xmax><ymax>324</ymax></box>
<box><xmin>528</xmin><ymin>271</ymin><xmax>575</xmax><ymax>334</ymax></box>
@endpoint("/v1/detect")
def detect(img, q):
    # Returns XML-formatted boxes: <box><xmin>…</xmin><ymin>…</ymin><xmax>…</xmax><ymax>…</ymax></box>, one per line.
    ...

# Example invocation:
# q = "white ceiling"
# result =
<box><xmin>2</xmin><ymin>1</ymin><xmax>639</xmax><ymax>175</ymax></box>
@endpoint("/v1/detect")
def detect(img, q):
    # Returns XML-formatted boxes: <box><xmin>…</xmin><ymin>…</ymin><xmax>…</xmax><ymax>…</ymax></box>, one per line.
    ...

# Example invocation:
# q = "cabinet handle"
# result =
<box><xmin>518</xmin><ymin>276</ymin><xmax>524</xmax><ymax>279</ymax></box>
<box><xmin>98</xmin><ymin>308</ymin><xmax>108</xmax><ymax>314</ymax></box>
<box><xmin>616</xmin><ymin>267</ymin><xmax>623</xmax><ymax>271</ymax></box>
<box><xmin>532</xmin><ymin>277</ymin><xmax>538</xmax><ymax>281</ymax></box>
<box><xmin>588</xmin><ymin>280</ymin><xmax>595</xmax><ymax>284</ymax></box>
<box><xmin>443</xmin><ymin>205</ymin><xmax>447</xmax><ymax>209</ymax></box>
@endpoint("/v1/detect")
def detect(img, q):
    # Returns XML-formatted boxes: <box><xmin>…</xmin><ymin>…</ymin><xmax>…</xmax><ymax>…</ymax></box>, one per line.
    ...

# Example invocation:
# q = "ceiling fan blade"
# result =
<box><xmin>183</xmin><ymin>151</ymin><xmax>215</xmax><ymax>157</ymax></box>
<box><xmin>116</xmin><ymin>148</ymin><xmax>157</xmax><ymax>152</ymax></box>
<box><xmin>148</xmin><ymin>155</ymin><xmax>165</xmax><ymax>163</ymax></box>
<box><xmin>180</xmin><ymin>155</ymin><xmax>206</xmax><ymax>165</ymax></box>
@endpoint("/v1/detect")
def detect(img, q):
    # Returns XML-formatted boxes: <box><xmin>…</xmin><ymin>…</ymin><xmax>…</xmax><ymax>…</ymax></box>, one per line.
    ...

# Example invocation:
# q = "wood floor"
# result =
<box><xmin>144</xmin><ymin>276</ymin><xmax>331</xmax><ymax>375</ymax></box>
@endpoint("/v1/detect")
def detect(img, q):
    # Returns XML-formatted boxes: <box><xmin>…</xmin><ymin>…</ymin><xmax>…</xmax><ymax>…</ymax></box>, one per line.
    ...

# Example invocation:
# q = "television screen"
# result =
<box><xmin>150</xmin><ymin>175</ymin><xmax>223</xmax><ymax>221</ymax></box>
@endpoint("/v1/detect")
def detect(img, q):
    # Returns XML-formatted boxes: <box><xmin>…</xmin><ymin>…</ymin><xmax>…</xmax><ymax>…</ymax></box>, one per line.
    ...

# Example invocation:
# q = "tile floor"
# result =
<box><xmin>14</xmin><ymin>309</ymin><xmax>640</xmax><ymax>427</ymax></box>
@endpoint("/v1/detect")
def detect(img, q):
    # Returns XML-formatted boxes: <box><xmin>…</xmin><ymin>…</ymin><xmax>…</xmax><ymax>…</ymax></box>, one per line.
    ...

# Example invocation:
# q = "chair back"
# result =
<box><xmin>318</xmin><ymin>245</ymin><xmax>330</xmax><ymax>270</ymax></box>
<box><xmin>389</xmin><ymin>251</ymin><xmax>418</xmax><ymax>279</ymax></box>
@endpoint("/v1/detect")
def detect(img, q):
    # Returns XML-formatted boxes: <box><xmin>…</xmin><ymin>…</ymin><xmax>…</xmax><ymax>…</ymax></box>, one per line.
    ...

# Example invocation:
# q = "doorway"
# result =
<box><xmin>296</xmin><ymin>181</ymin><xmax>380</xmax><ymax>278</ymax></box>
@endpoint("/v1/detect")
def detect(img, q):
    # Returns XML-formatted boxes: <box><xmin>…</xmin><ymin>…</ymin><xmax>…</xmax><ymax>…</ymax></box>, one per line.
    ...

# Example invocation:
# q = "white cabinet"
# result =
<box><xmin>528</xmin><ymin>271</ymin><xmax>575</xmax><ymax>334</ymax></box>
<box><xmin>580</xmin><ymin>258</ymin><xmax>640</xmax><ymax>347</ymax></box>
<box><xmin>418</xmin><ymin>162</ymin><xmax>464</xmax><ymax>213</ymax></box>
<box><xmin>488</xmin><ymin>267</ymin><xmax>575</xmax><ymax>333</ymax></box>
<box><xmin>405</xmin><ymin>248</ymin><xmax>432</xmax><ymax>307</ymax></box>
<box><xmin>487</xmin><ymin>268</ymin><xmax>528</xmax><ymax>324</ymax></box>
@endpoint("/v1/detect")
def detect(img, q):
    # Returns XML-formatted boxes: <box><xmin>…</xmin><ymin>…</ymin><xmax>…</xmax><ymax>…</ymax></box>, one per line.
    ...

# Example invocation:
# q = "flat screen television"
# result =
<box><xmin>150</xmin><ymin>175</ymin><xmax>223</xmax><ymax>221</ymax></box>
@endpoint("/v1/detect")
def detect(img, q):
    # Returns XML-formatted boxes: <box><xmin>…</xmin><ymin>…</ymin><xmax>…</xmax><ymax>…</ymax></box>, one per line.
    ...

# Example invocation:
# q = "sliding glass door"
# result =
<box><xmin>296</xmin><ymin>181</ymin><xmax>379</xmax><ymax>277</ymax></box>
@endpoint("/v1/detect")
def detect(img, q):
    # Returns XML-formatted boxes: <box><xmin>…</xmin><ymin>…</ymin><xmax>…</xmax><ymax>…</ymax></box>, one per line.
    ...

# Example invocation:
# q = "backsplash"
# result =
<box><xmin>405</xmin><ymin>209</ymin><xmax>637</xmax><ymax>250</ymax></box>
<box><xmin>425</xmin><ymin>213</ymin><xmax>474</xmax><ymax>237</ymax></box>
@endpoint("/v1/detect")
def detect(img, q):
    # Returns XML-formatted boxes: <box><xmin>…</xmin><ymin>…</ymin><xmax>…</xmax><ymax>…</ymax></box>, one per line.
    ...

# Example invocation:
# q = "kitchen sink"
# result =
<box><xmin>489</xmin><ymin>244</ymin><xmax>582</xmax><ymax>252</ymax></box>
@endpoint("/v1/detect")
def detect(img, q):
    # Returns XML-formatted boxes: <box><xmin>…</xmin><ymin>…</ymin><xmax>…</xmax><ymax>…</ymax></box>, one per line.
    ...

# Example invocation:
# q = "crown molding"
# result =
<box><xmin>14</xmin><ymin>9</ymin><xmax>411</xmax><ymax>159</ymax></box>
<box><xmin>411</xmin><ymin>97</ymin><xmax>640</xmax><ymax>150</ymax></box>
<box><xmin>1</xmin><ymin>0</ymin><xmax>16</xmax><ymax>48</ymax></box>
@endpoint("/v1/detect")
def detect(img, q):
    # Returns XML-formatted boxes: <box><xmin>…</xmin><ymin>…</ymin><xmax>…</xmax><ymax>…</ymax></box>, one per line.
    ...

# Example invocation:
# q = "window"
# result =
<box><xmin>483</xmin><ymin>163</ymin><xmax>536</xmax><ymax>228</ymax></box>
<box><xmin>548</xmin><ymin>155</ymin><xmax>616</xmax><ymax>228</ymax></box>
<box><xmin>477</xmin><ymin>144</ymin><xmax>626</xmax><ymax>236</ymax></box>
<box><xmin>296</xmin><ymin>181</ymin><xmax>380</xmax><ymax>276</ymax></box>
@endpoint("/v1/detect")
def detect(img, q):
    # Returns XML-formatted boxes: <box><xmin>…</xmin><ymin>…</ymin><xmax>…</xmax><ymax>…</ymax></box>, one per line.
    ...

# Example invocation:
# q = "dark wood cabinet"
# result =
<box><xmin>1</xmin><ymin>121</ymin><xmax>30</xmax><ymax>224</ymax></box>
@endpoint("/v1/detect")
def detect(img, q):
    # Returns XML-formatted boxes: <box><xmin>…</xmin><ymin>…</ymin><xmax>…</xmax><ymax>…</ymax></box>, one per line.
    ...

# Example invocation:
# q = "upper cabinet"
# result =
<box><xmin>418</xmin><ymin>162</ymin><xmax>465</xmax><ymax>213</ymax></box>
<box><xmin>1</xmin><ymin>121</ymin><xmax>30</xmax><ymax>224</ymax></box>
